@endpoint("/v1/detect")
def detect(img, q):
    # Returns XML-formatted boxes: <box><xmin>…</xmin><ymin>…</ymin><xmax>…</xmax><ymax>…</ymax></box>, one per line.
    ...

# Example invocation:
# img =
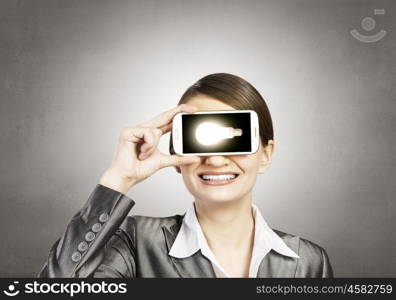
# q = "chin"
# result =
<box><xmin>195</xmin><ymin>190</ymin><xmax>243</xmax><ymax>204</ymax></box>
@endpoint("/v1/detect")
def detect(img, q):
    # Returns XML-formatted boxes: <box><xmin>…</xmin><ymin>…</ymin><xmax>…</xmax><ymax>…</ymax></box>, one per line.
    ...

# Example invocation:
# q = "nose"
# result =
<box><xmin>202</xmin><ymin>155</ymin><xmax>229</xmax><ymax>167</ymax></box>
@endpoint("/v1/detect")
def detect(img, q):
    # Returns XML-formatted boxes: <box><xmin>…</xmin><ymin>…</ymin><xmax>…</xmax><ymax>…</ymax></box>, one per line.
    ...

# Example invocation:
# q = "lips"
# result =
<box><xmin>197</xmin><ymin>172</ymin><xmax>240</xmax><ymax>186</ymax></box>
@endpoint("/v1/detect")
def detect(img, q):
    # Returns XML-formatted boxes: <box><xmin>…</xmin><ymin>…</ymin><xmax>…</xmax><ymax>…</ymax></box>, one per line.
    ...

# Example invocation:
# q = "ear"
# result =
<box><xmin>258</xmin><ymin>140</ymin><xmax>275</xmax><ymax>174</ymax></box>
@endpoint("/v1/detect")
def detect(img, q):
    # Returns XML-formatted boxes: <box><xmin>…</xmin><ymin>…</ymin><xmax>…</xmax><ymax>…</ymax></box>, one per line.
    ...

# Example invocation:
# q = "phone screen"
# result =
<box><xmin>182</xmin><ymin>112</ymin><xmax>252</xmax><ymax>153</ymax></box>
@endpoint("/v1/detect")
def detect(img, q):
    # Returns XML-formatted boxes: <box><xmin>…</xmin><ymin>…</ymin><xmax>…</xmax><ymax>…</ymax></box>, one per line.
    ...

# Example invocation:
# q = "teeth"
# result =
<box><xmin>201</xmin><ymin>174</ymin><xmax>237</xmax><ymax>180</ymax></box>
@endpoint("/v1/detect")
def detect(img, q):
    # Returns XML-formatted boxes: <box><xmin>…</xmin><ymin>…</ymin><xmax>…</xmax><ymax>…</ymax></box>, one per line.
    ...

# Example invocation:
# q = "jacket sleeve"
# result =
<box><xmin>37</xmin><ymin>184</ymin><xmax>136</xmax><ymax>278</ymax></box>
<box><xmin>320</xmin><ymin>247</ymin><xmax>334</xmax><ymax>278</ymax></box>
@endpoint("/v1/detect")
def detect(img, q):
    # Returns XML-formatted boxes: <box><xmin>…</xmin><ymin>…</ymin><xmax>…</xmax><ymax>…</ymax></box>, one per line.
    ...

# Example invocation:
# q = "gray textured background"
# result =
<box><xmin>0</xmin><ymin>0</ymin><xmax>395</xmax><ymax>277</ymax></box>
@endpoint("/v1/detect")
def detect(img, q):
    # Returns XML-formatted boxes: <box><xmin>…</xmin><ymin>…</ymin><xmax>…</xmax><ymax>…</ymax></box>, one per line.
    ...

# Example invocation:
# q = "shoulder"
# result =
<box><xmin>273</xmin><ymin>228</ymin><xmax>333</xmax><ymax>277</ymax></box>
<box><xmin>118</xmin><ymin>213</ymin><xmax>182</xmax><ymax>238</ymax></box>
<box><xmin>274</xmin><ymin>228</ymin><xmax>327</xmax><ymax>256</ymax></box>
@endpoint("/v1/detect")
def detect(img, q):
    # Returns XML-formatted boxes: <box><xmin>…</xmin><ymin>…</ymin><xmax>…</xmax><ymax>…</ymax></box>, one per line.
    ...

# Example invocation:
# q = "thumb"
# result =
<box><xmin>159</xmin><ymin>154</ymin><xmax>200</xmax><ymax>169</ymax></box>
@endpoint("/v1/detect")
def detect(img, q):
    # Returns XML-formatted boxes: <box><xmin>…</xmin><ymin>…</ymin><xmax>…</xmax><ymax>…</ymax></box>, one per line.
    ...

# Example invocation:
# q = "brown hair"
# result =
<box><xmin>169</xmin><ymin>73</ymin><xmax>274</xmax><ymax>155</ymax></box>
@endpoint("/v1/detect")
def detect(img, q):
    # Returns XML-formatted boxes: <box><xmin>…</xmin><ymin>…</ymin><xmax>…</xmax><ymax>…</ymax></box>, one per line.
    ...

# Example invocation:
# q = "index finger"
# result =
<box><xmin>142</xmin><ymin>104</ymin><xmax>197</xmax><ymax>131</ymax></box>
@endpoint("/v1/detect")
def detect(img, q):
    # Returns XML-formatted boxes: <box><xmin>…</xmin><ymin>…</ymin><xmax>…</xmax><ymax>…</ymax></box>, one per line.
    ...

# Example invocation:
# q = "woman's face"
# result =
<box><xmin>178</xmin><ymin>95</ymin><xmax>274</xmax><ymax>204</ymax></box>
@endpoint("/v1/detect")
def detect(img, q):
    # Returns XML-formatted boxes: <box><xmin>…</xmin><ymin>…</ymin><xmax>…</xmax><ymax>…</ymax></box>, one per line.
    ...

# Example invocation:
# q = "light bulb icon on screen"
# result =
<box><xmin>195</xmin><ymin>122</ymin><xmax>242</xmax><ymax>146</ymax></box>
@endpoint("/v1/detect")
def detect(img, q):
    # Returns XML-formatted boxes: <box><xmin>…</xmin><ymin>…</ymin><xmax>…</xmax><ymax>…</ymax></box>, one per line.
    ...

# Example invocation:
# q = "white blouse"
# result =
<box><xmin>168</xmin><ymin>202</ymin><xmax>299</xmax><ymax>277</ymax></box>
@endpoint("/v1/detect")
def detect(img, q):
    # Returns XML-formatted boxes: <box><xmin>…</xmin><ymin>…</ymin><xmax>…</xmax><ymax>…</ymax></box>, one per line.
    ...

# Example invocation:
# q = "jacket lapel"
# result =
<box><xmin>162</xmin><ymin>219</ymin><xmax>216</xmax><ymax>278</ymax></box>
<box><xmin>257</xmin><ymin>231</ymin><xmax>300</xmax><ymax>277</ymax></box>
<box><xmin>256</xmin><ymin>250</ymin><xmax>298</xmax><ymax>277</ymax></box>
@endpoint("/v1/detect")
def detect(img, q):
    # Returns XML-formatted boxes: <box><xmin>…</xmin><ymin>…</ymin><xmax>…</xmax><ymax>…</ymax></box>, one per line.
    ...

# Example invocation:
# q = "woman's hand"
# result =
<box><xmin>99</xmin><ymin>104</ymin><xmax>200</xmax><ymax>194</ymax></box>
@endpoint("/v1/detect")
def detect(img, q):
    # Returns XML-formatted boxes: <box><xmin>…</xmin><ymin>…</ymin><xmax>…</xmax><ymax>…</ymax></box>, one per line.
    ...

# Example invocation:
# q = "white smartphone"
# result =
<box><xmin>172</xmin><ymin>110</ymin><xmax>259</xmax><ymax>156</ymax></box>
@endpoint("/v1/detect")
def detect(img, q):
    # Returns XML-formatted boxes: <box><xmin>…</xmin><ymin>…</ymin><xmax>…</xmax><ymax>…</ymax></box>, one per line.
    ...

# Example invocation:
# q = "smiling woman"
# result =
<box><xmin>37</xmin><ymin>73</ymin><xmax>334</xmax><ymax>278</ymax></box>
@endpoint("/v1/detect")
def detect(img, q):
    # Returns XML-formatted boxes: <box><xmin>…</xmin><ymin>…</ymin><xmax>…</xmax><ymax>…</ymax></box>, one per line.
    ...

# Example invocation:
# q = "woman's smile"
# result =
<box><xmin>197</xmin><ymin>172</ymin><xmax>241</xmax><ymax>186</ymax></box>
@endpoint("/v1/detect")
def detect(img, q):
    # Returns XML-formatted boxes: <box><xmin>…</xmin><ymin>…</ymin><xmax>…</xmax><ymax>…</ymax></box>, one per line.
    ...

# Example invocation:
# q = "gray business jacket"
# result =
<box><xmin>37</xmin><ymin>184</ymin><xmax>334</xmax><ymax>278</ymax></box>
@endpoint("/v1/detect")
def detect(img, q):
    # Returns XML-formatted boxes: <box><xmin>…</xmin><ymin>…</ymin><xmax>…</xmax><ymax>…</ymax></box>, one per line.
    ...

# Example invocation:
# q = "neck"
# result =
<box><xmin>194</xmin><ymin>193</ymin><xmax>255</xmax><ymax>251</ymax></box>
